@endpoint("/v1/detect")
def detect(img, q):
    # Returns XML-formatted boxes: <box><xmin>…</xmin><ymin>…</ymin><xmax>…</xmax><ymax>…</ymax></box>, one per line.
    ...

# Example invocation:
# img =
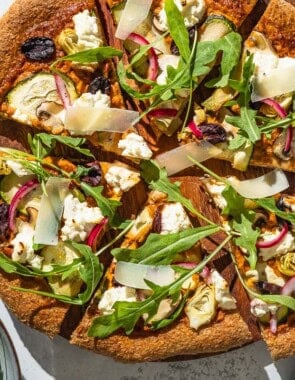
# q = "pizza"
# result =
<box><xmin>0</xmin><ymin>0</ymin><xmax>295</xmax><ymax>363</ymax></box>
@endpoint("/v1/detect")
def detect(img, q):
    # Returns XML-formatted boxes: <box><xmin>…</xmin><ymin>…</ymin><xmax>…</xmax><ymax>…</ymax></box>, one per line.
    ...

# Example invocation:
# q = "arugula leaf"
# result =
<box><xmin>88</xmin><ymin>235</ymin><xmax>232</xmax><ymax>338</ymax></box>
<box><xmin>55</xmin><ymin>47</ymin><xmax>122</xmax><ymax>64</ymax></box>
<box><xmin>28</xmin><ymin>133</ymin><xmax>93</xmax><ymax>159</ymax></box>
<box><xmin>80</xmin><ymin>182</ymin><xmax>121</xmax><ymax>223</ymax></box>
<box><xmin>255</xmin><ymin>198</ymin><xmax>295</xmax><ymax>224</ymax></box>
<box><xmin>0</xmin><ymin>254</ymin><xmax>37</xmax><ymax>277</ymax></box>
<box><xmin>11</xmin><ymin>242</ymin><xmax>103</xmax><ymax>305</ymax></box>
<box><xmin>226</xmin><ymin>55</ymin><xmax>261</xmax><ymax>144</ymax></box>
<box><xmin>232</xmin><ymin>215</ymin><xmax>260</xmax><ymax>269</ymax></box>
<box><xmin>194</xmin><ymin>32</ymin><xmax>242</xmax><ymax>87</ymax></box>
<box><xmin>111</xmin><ymin>225</ymin><xmax>220</xmax><ymax>265</ymax></box>
<box><xmin>165</xmin><ymin>0</ymin><xmax>190</xmax><ymax>62</ymax></box>
<box><xmin>222</xmin><ymin>185</ymin><xmax>247</xmax><ymax>218</ymax></box>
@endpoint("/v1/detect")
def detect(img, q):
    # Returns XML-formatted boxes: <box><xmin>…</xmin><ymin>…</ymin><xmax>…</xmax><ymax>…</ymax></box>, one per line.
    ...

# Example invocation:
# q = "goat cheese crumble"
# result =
<box><xmin>160</xmin><ymin>202</ymin><xmax>192</xmax><ymax>234</ymax></box>
<box><xmin>73</xmin><ymin>10</ymin><xmax>103</xmax><ymax>50</ymax></box>
<box><xmin>118</xmin><ymin>133</ymin><xmax>153</xmax><ymax>160</ymax></box>
<box><xmin>61</xmin><ymin>194</ymin><xmax>104</xmax><ymax>242</ymax></box>
<box><xmin>105</xmin><ymin>166</ymin><xmax>140</xmax><ymax>194</ymax></box>
<box><xmin>258</xmin><ymin>229</ymin><xmax>295</xmax><ymax>261</ymax></box>
<box><xmin>98</xmin><ymin>286</ymin><xmax>137</xmax><ymax>314</ymax></box>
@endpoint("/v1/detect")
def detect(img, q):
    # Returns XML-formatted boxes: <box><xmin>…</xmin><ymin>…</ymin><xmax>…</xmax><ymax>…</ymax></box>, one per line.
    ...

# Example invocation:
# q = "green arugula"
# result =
<box><xmin>232</xmin><ymin>215</ymin><xmax>260</xmax><ymax>269</ymax></box>
<box><xmin>80</xmin><ymin>182</ymin><xmax>121</xmax><ymax>224</ymax></box>
<box><xmin>221</xmin><ymin>185</ymin><xmax>247</xmax><ymax>218</ymax></box>
<box><xmin>28</xmin><ymin>133</ymin><xmax>93</xmax><ymax>159</ymax></box>
<box><xmin>53</xmin><ymin>47</ymin><xmax>122</xmax><ymax>65</ymax></box>
<box><xmin>140</xmin><ymin>160</ymin><xmax>216</xmax><ymax>226</ymax></box>
<box><xmin>255</xmin><ymin>198</ymin><xmax>295</xmax><ymax>224</ymax></box>
<box><xmin>88</xmin><ymin>236</ymin><xmax>232</xmax><ymax>338</ymax></box>
<box><xmin>165</xmin><ymin>0</ymin><xmax>190</xmax><ymax>62</ymax></box>
<box><xmin>227</xmin><ymin>55</ymin><xmax>261</xmax><ymax>145</ymax></box>
<box><xmin>111</xmin><ymin>225</ymin><xmax>220</xmax><ymax>265</ymax></box>
<box><xmin>11</xmin><ymin>242</ymin><xmax>103</xmax><ymax>305</ymax></box>
<box><xmin>194</xmin><ymin>32</ymin><xmax>242</xmax><ymax>88</ymax></box>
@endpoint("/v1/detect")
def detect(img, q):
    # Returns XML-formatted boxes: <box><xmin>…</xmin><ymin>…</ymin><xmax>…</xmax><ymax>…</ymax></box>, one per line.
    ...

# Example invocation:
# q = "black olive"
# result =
<box><xmin>256</xmin><ymin>281</ymin><xmax>282</xmax><ymax>295</ymax></box>
<box><xmin>152</xmin><ymin>205</ymin><xmax>164</xmax><ymax>233</ymax></box>
<box><xmin>88</xmin><ymin>76</ymin><xmax>111</xmax><ymax>95</ymax></box>
<box><xmin>21</xmin><ymin>37</ymin><xmax>55</xmax><ymax>61</ymax></box>
<box><xmin>171</xmin><ymin>26</ymin><xmax>196</xmax><ymax>56</ymax></box>
<box><xmin>81</xmin><ymin>161</ymin><xmax>102</xmax><ymax>187</ymax></box>
<box><xmin>198</xmin><ymin>123</ymin><xmax>227</xmax><ymax>144</ymax></box>
<box><xmin>0</xmin><ymin>202</ymin><xmax>10</xmax><ymax>241</ymax></box>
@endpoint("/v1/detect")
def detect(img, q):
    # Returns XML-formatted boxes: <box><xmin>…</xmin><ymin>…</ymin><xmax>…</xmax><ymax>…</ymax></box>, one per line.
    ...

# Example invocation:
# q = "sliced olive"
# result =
<box><xmin>21</xmin><ymin>37</ymin><xmax>55</xmax><ymax>61</ymax></box>
<box><xmin>88</xmin><ymin>76</ymin><xmax>111</xmax><ymax>95</ymax></box>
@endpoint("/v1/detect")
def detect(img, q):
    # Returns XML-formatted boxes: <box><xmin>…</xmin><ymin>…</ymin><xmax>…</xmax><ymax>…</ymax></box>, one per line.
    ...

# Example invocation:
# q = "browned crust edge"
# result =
<box><xmin>254</xmin><ymin>0</ymin><xmax>295</xmax><ymax>58</ymax></box>
<box><xmin>0</xmin><ymin>272</ymin><xmax>71</xmax><ymax>337</ymax></box>
<box><xmin>261</xmin><ymin>326</ymin><xmax>295</xmax><ymax>360</ymax></box>
<box><xmin>71</xmin><ymin>310</ymin><xmax>253</xmax><ymax>362</ymax></box>
<box><xmin>0</xmin><ymin>0</ymin><xmax>95</xmax><ymax>98</ymax></box>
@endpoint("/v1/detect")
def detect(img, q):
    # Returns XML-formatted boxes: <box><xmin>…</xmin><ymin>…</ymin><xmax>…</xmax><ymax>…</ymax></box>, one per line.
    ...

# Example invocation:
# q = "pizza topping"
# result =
<box><xmin>157</xmin><ymin>202</ymin><xmax>192</xmax><ymax>234</ymax></box>
<box><xmin>86</xmin><ymin>217</ymin><xmax>108</xmax><ymax>252</ymax></box>
<box><xmin>0</xmin><ymin>203</ymin><xmax>10</xmax><ymax>242</ymax></box>
<box><xmin>105</xmin><ymin>165</ymin><xmax>140</xmax><ymax>195</ymax></box>
<box><xmin>61</xmin><ymin>193</ymin><xmax>104</xmax><ymax>242</ymax></box>
<box><xmin>114</xmin><ymin>261</ymin><xmax>175</xmax><ymax>290</ymax></box>
<box><xmin>277</xmin><ymin>252</ymin><xmax>295</xmax><ymax>277</ymax></box>
<box><xmin>80</xmin><ymin>162</ymin><xmax>102</xmax><ymax>187</ymax></box>
<box><xmin>98</xmin><ymin>286</ymin><xmax>137</xmax><ymax>314</ymax></box>
<box><xmin>115</xmin><ymin>0</ymin><xmax>153</xmax><ymax>40</ymax></box>
<box><xmin>156</xmin><ymin>0</ymin><xmax>206</xmax><ymax>32</ymax></box>
<box><xmin>155</xmin><ymin>141</ymin><xmax>222</xmax><ymax>176</ymax></box>
<box><xmin>118</xmin><ymin>133</ymin><xmax>153</xmax><ymax>160</ymax></box>
<box><xmin>281</xmin><ymin>277</ymin><xmax>295</xmax><ymax>297</ymax></box>
<box><xmin>72</xmin><ymin>10</ymin><xmax>104</xmax><ymax>50</ymax></box>
<box><xmin>197</xmin><ymin>123</ymin><xmax>227</xmax><ymax>145</ymax></box>
<box><xmin>185</xmin><ymin>284</ymin><xmax>216</xmax><ymax>331</ymax></box>
<box><xmin>250</xmin><ymin>298</ymin><xmax>278</xmax><ymax>319</ymax></box>
<box><xmin>209</xmin><ymin>269</ymin><xmax>236</xmax><ymax>310</ymax></box>
<box><xmin>258</xmin><ymin>228</ymin><xmax>295</xmax><ymax>261</ymax></box>
<box><xmin>20</xmin><ymin>37</ymin><xmax>55</xmax><ymax>61</ymax></box>
<box><xmin>156</xmin><ymin>54</ymin><xmax>180</xmax><ymax>85</ymax></box>
<box><xmin>88</xmin><ymin>77</ymin><xmax>111</xmax><ymax>95</ymax></box>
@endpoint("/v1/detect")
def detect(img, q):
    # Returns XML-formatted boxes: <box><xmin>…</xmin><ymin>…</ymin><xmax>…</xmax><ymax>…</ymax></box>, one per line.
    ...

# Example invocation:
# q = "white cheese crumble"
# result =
<box><xmin>11</xmin><ymin>222</ymin><xmax>42</xmax><ymax>269</ymax></box>
<box><xmin>264</xmin><ymin>265</ymin><xmax>286</xmax><ymax>287</ymax></box>
<box><xmin>258</xmin><ymin>229</ymin><xmax>295</xmax><ymax>261</ymax></box>
<box><xmin>157</xmin><ymin>0</ymin><xmax>206</xmax><ymax>31</ymax></box>
<box><xmin>250</xmin><ymin>298</ymin><xmax>278</xmax><ymax>318</ymax></box>
<box><xmin>204</xmin><ymin>180</ymin><xmax>227</xmax><ymax>210</ymax></box>
<box><xmin>160</xmin><ymin>202</ymin><xmax>192</xmax><ymax>234</ymax></box>
<box><xmin>61</xmin><ymin>194</ymin><xmax>104</xmax><ymax>242</ymax></box>
<box><xmin>118</xmin><ymin>133</ymin><xmax>153</xmax><ymax>160</ymax></box>
<box><xmin>98</xmin><ymin>286</ymin><xmax>137</xmax><ymax>314</ymax></box>
<box><xmin>105</xmin><ymin>166</ymin><xmax>140</xmax><ymax>194</ymax></box>
<box><xmin>157</xmin><ymin>55</ymin><xmax>180</xmax><ymax>85</ymax></box>
<box><xmin>72</xmin><ymin>91</ymin><xmax>110</xmax><ymax>109</ymax></box>
<box><xmin>210</xmin><ymin>270</ymin><xmax>236</xmax><ymax>310</ymax></box>
<box><xmin>73</xmin><ymin>10</ymin><xmax>103</xmax><ymax>50</ymax></box>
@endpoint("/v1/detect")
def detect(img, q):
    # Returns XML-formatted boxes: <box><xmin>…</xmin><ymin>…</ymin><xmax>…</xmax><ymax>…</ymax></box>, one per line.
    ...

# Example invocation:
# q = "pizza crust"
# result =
<box><xmin>261</xmin><ymin>325</ymin><xmax>295</xmax><ymax>360</ymax></box>
<box><xmin>71</xmin><ymin>308</ymin><xmax>252</xmax><ymax>362</ymax></box>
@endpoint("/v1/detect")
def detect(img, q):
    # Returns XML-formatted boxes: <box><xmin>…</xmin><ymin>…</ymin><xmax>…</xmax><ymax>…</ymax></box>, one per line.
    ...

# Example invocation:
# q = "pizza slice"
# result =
<box><xmin>0</xmin><ymin>0</ymin><xmax>146</xmax><ymax>155</ymax></box>
<box><xmin>104</xmin><ymin>0</ymin><xmax>259</xmax><ymax>158</ymax></box>
<box><xmin>0</xmin><ymin>131</ymin><xmax>142</xmax><ymax>337</ymax></box>
<box><xmin>70</xmin><ymin>162</ymin><xmax>255</xmax><ymax>361</ymax></box>
<box><xmin>199</xmin><ymin>162</ymin><xmax>295</xmax><ymax>360</ymax></box>
<box><xmin>177</xmin><ymin>0</ymin><xmax>295</xmax><ymax>173</ymax></box>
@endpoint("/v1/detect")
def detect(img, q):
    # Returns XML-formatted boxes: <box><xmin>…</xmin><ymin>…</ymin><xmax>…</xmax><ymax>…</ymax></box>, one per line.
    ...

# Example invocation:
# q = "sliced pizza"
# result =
<box><xmin>200</xmin><ymin>163</ymin><xmax>295</xmax><ymax>360</ymax></box>
<box><xmin>71</xmin><ymin>162</ymin><xmax>254</xmax><ymax>361</ymax></box>
<box><xmin>0</xmin><ymin>131</ymin><xmax>142</xmax><ymax>337</ymax></box>
<box><xmin>177</xmin><ymin>0</ymin><xmax>295</xmax><ymax>173</ymax></box>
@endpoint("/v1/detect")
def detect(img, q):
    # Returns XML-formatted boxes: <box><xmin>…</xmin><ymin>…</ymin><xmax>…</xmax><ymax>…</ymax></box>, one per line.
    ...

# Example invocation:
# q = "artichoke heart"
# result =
<box><xmin>185</xmin><ymin>284</ymin><xmax>217</xmax><ymax>331</ymax></box>
<box><xmin>57</xmin><ymin>28</ymin><xmax>80</xmax><ymax>55</ymax></box>
<box><xmin>277</xmin><ymin>252</ymin><xmax>295</xmax><ymax>276</ymax></box>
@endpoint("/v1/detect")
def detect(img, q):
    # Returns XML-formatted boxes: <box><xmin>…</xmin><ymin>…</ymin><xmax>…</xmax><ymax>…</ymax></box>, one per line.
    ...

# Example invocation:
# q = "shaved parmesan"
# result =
<box><xmin>115</xmin><ymin>0</ymin><xmax>153</xmax><ymax>40</ymax></box>
<box><xmin>252</xmin><ymin>58</ymin><xmax>295</xmax><ymax>102</ymax></box>
<box><xmin>155</xmin><ymin>141</ymin><xmax>222</xmax><ymax>176</ymax></box>
<box><xmin>34</xmin><ymin>177</ymin><xmax>70</xmax><ymax>245</ymax></box>
<box><xmin>227</xmin><ymin>169</ymin><xmax>289</xmax><ymax>199</ymax></box>
<box><xmin>64</xmin><ymin>107</ymin><xmax>139</xmax><ymax>135</ymax></box>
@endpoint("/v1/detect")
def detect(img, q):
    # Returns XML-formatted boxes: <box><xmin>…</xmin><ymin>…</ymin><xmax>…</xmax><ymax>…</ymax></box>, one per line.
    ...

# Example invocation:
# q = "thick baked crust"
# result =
<box><xmin>71</xmin><ymin>308</ymin><xmax>252</xmax><ymax>362</ymax></box>
<box><xmin>0</xmin><ymin>0</ymin><xmax>95</xmax><ymax>99</ymax></box>
<box><xmin>261</xmin><ymin>325</ymin><xmax>295</xmax><ymax>360</ymax></box>
<box><xmin>0</xmin><ymin>272</ymin><xmax>72</xmax><ymax>337</ymax></box>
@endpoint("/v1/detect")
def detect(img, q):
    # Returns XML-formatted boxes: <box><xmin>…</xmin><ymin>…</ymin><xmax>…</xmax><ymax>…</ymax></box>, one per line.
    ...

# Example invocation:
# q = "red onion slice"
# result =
<box><xmin>187</xmin><ymin>121</ymin><xmax>203</xmax><ymax>139</ymax></box>
<box><xmin>269</xmin><ymin>313</ymin><xmax>278</xmax><ymax>334</ymax></box>
<box><xmin>148</xmin><ymin>108</ymin><xmax>178</xmax><ymax>118</ymax></box>
<box><xmin>281</xmin><ymin>276</ymin><xmax>295</xmax><ymax>296</ymax></box>
<box><xmin>87</xmin><ymin>217</ymin><xmax>108</xmax><ymax>252</ymax></box>
<box><xmin>256</xmin><ymin>222</ymin><xmax>289</xmax><ymax>249</ymax></box>
<box><xmin>262</xmin><ymin>98</ymin><xmax>287</xmax><ymax>118</ymax></box>
<box><xmin>175</xmin><ymin>262</ymin><xmax>197</xmax><ymax>270</ymax></box>
<box><xmin>200</xmin><ymin>266</ymin><xmax>211</xmax><ymax>280</ymax></box>
<box><xmin>8</xmin><ymin>179</ymin><xmax>39</xmax><ymax>232</ymax></box>
<box><xmin>54</xmin><ymin>74</ymin><xmax>72</xmax><ymax>109</ymax></box>
<box><xmin>283</xmin><ymin>126</ymin><xmax>293</xmax><ymax>154</ymax></box>
<box><xmin>128</xmin><ymin>32</ymin><xmax>159</xmax><ymax>81</ymax></box>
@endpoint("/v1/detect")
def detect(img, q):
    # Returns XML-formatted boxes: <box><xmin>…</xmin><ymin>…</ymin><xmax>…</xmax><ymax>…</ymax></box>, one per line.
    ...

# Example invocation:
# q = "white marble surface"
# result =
<box><xmin>0</xmin><ymin>0</ymin><xmax>295</xmax><ymax>379</ymax></box>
